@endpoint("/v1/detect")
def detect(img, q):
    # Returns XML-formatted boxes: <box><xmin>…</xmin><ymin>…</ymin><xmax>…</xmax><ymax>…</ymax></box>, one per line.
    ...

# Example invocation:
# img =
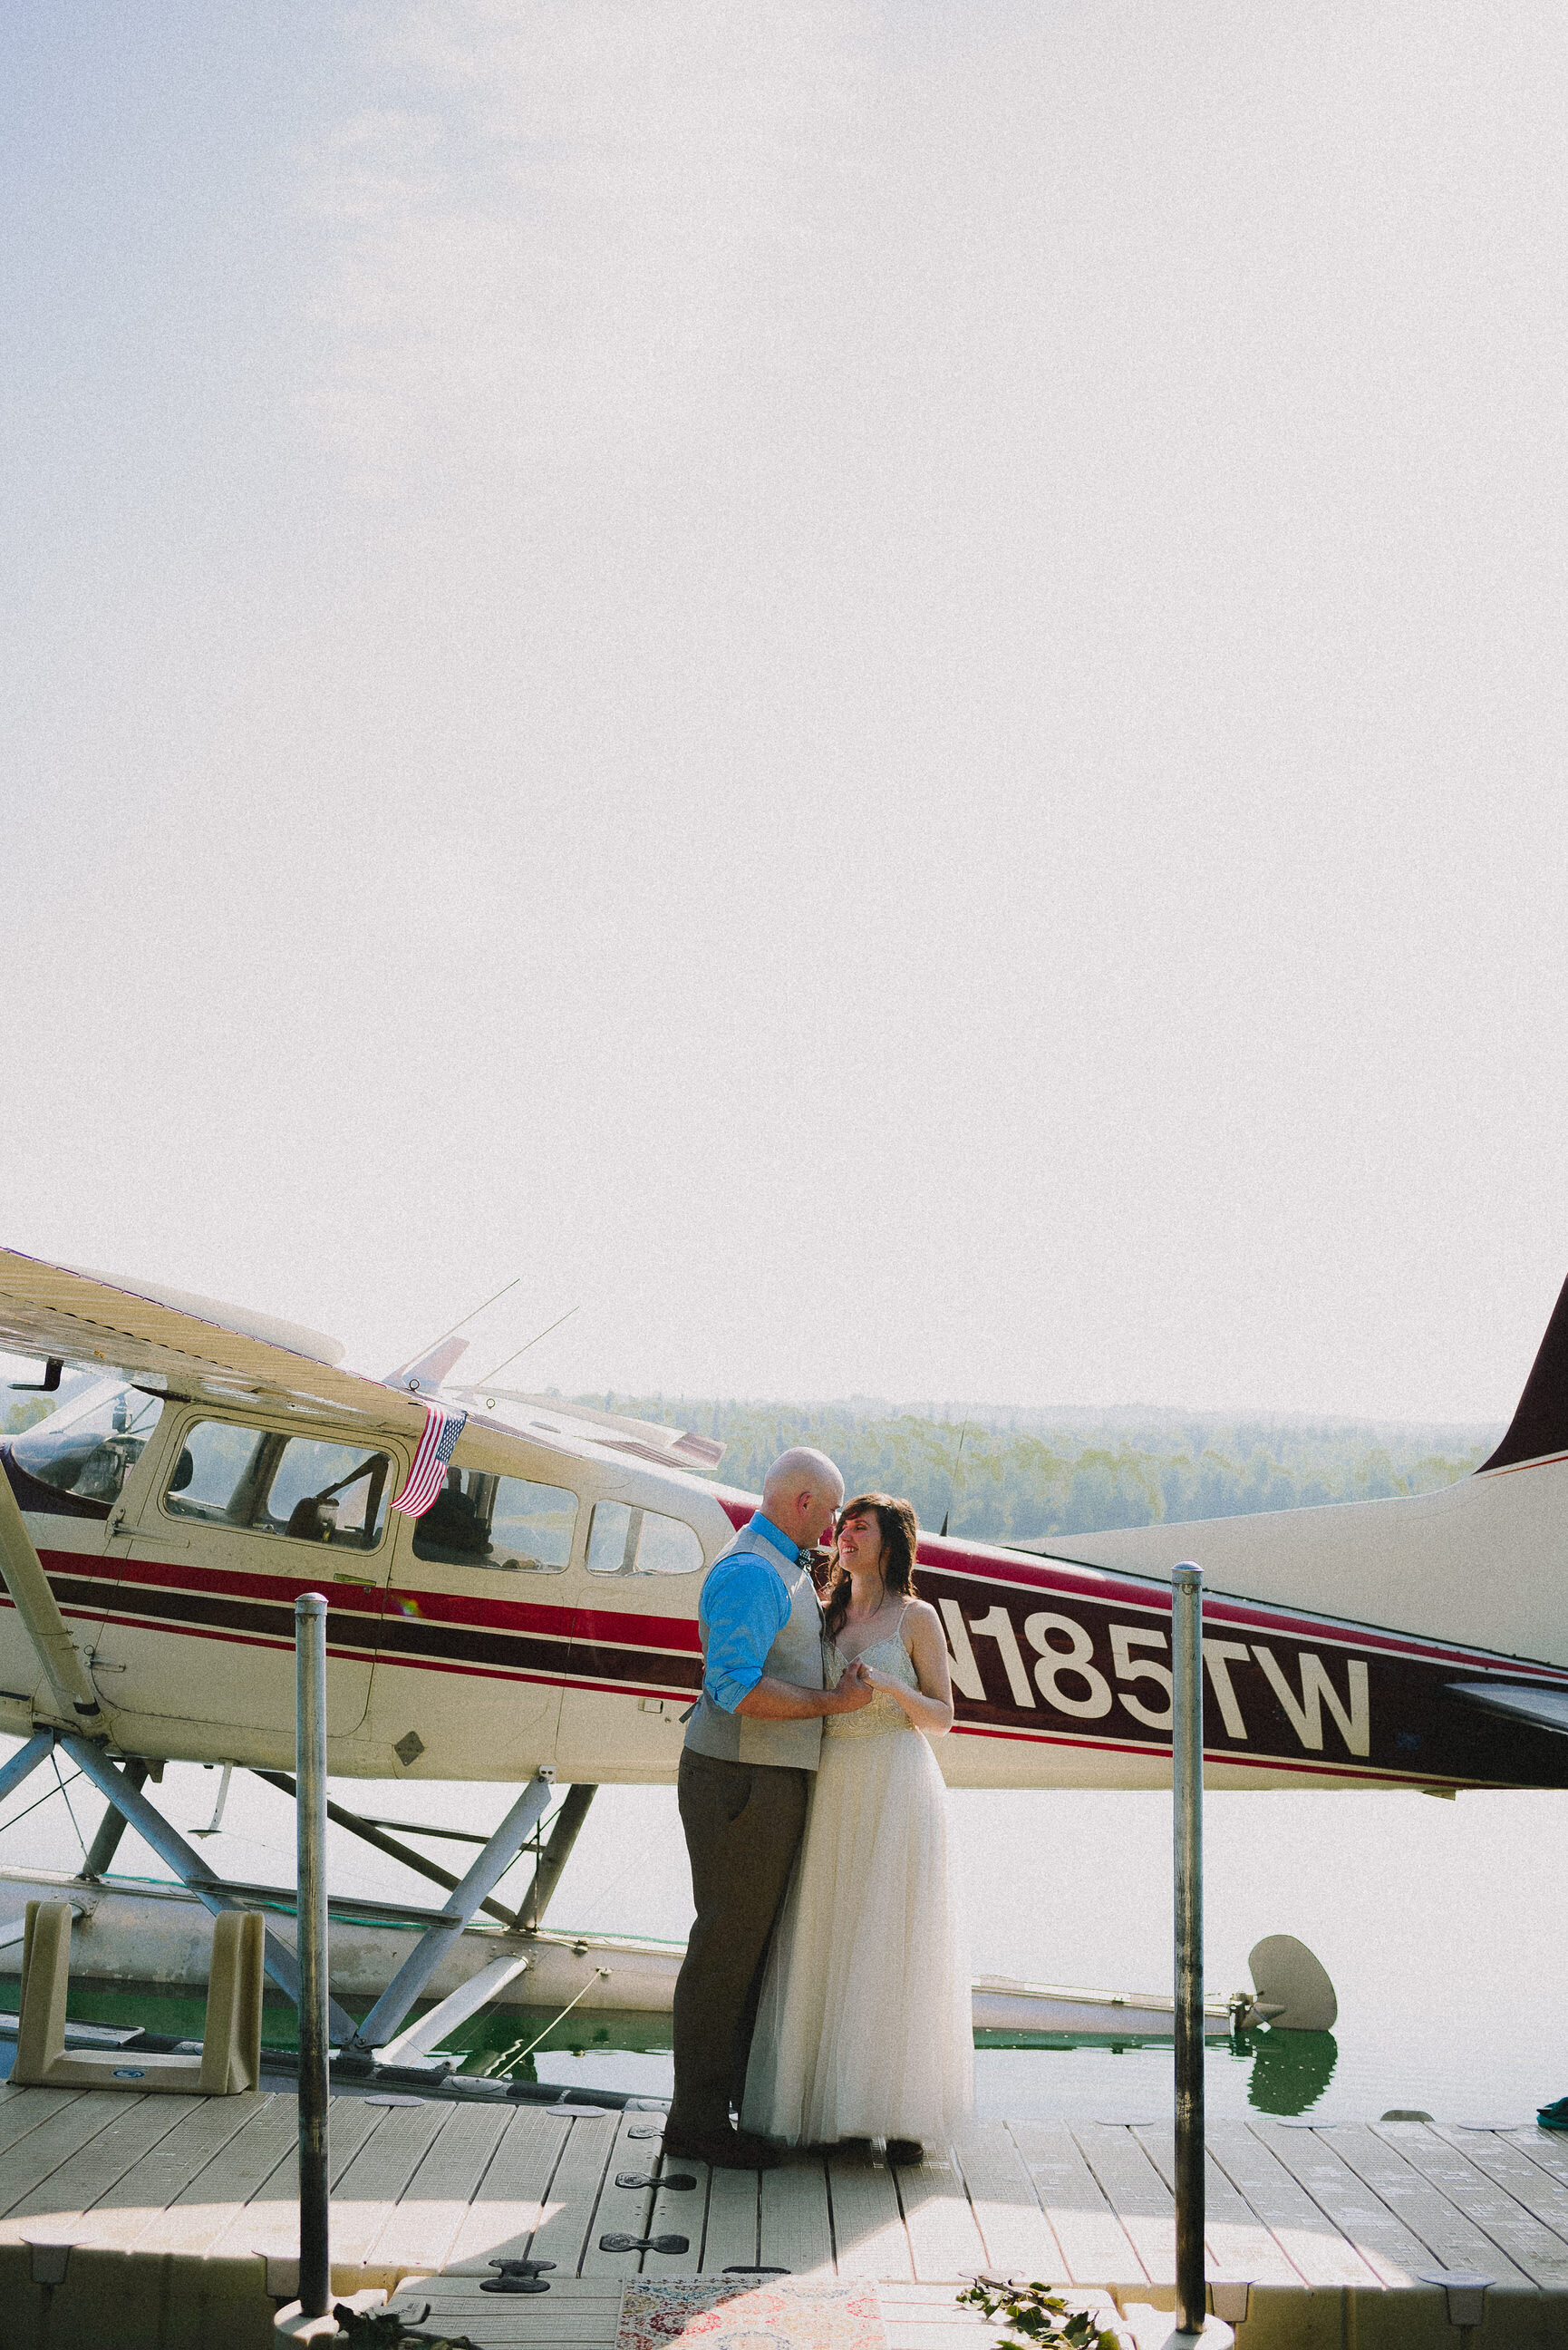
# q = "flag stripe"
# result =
<box><xmin>392</xmin><ymin>1399</ymin><xmax>469</xmax><ymax>1518</ymax></box>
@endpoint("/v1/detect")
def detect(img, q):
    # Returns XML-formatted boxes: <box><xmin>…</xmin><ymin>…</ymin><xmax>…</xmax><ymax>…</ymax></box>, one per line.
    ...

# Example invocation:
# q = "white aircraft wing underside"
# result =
<box><xmin>0</xmin><ymin>1248</ymin><xmax>431</xmax><ymax>1441</ymax></box>
<box><xmin>0</xmin><ymin>1249</ymin><xmax>723</xmax><ymax>1498</ymax></box>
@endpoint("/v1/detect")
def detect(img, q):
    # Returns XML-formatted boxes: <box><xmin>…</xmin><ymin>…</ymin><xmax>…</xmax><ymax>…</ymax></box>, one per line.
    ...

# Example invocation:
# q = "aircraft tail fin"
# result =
<box><xmin>1479</xmin><ymin>1271</ymin><xmax>1568</xmax><ymax>1472</ymax></box>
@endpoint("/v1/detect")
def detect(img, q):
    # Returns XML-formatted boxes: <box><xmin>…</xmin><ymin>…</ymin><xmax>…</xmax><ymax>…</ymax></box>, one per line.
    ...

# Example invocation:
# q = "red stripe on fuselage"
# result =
<box><xmin>31</xmin><ymin>1533</ymin><xmax>1568</xmax><ymax>1685</ymax></box>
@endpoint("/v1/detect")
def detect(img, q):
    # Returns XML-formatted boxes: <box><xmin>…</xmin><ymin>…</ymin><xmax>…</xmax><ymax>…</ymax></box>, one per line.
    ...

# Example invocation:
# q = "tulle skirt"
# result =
<box><xmin>741</xmin><ymin>1724</ymin><xmax>973</xmax><ymax>2146</ymax></box>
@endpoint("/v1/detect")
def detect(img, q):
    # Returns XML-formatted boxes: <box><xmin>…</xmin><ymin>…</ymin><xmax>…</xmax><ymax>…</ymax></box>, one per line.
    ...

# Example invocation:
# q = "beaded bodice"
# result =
<box><xmin>823</xmin><ymin>1628</ymin><xmax>918</xmax><ymax>1739</ymax></box>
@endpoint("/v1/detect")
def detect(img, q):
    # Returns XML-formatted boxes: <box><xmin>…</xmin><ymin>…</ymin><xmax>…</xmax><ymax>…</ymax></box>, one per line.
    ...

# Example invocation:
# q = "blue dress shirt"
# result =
<box><xmin>700</xmin><ymin>1513</ymin><xmax>800</xmax><ymax>1713</ymax></box>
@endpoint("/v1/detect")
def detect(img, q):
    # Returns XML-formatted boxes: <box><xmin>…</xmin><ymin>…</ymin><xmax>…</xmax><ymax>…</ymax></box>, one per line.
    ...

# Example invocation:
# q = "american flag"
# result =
<box><xmin>392</xmin><ymin>1399</ymin><xmax>469</xmax><ymax>1519</ymax></box>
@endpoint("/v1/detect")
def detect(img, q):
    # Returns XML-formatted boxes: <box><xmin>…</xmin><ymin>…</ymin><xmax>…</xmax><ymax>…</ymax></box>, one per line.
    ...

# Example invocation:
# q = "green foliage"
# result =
<box><xmin>2</xmin><ymin>1397</ymin><xmax>54</xmax><ymax>1436</ymax></box>
<box><xmin>575</xmin><ymin>1395</ymin><xmax>1495</xmax><ymax>1545</ymax></box>
<box><xmin>958</xmin><ymin>2277</ymin><xmax>1123</xmax><ymax>2350</ymax></box>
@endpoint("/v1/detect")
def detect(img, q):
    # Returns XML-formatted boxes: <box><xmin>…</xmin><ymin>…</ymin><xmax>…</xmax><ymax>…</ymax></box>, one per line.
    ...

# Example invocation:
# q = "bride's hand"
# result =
<box><xmin>859</xmin><ymin>1662</ymin><xmax>898</xmax><ymax>1693</ymax></box>
<box><xmin>832</xmin><ymin>1658</ymin><xmax>875</xmax><ymax>1711</ymax></box>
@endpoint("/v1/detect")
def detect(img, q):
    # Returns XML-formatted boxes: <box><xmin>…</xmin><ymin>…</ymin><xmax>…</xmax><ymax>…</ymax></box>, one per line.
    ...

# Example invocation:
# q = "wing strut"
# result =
<box><xmin>0</xmin><ymin>1469</ymin><xmax>105</xmax><ymax>1725</ymax></box>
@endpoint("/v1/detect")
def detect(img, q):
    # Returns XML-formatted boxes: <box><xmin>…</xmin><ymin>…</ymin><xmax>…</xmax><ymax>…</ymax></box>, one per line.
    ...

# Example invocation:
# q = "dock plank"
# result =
<box><xmin>1070</xmin><ymin>2126</ymin><xmax>1174</xmax><ymax>2285</ymax></box>
<box><xmin>325</xmin><ymin>2101</ymin><xmax>456</xmax><ymax>2271</ymax></box>
<box><xmin>2</xmin><ymin>2086</ymin><xmax>191</xmax><ymax>2240</ymax></box>
<box><xmin>1435</xmin><ymin>2127</ymin><xmax>1568</xmax><ymax>2250</ymax></box>
<box><xmin>1204</xmin><ymin>2122</ymin><xmax>1378</xmax><ymax>2290</ymax></box>
<box><xmin>365</xmin><ymin>2099</ymin><xmax>513</xmax><ymax>2278</ymax></box>
<box><xmin>443</xmin><ymin>2104</ymin><xmax>573</xmax><ymax>2275</ymax></box>
<box><xmin>1329</xmin><ymin>2124</ymin><xmax>1534</xmax><ymax>2286</ymax></box>
<box><xmin>528</xmin><ymin>2107</ymin><xmax>620</xmax><ymax>2277</ymax></box>
<box><xmin>0</xmin><ymin>2087</ymin><xmax>133</xmax><ymax>2225</ymax></box>
<box><xmin>876</xmin><ymin>2280</ymin><xmax>996</xmax><ymax>2350</ymax></box>
<box><xmin>1132</xmin><ymin>2122</ymin><xmax>1300</xmax><ymax>2289</ymax></box>
<box><xmin>702</xmin><ymin>2161</ymin><xmax>760</xmax><ymax>2272</ymax></box>
<box><xmin>760</xmin><ymin>2154</ymin><xmax>835</xmax><ymax>2277</ymax></box>
<box><xmin>1501</xmin><ymin>2127</ymin><xmax>1568</xmax><ymax>2195</ymax></box>
<box><xmin>1005</xmin><ymin>2122</ymin><xmax>1143</xmax><ymax>2287</ymax></box>
<box><xmin>140</xmin><ymin>2091</ymin><xmax>300</xmax><ymax>2257</ymax></box>
<box><xmin>896</xmin><ymin>2147</ymin><xmax>988</xmax><ymax>2282</ymax></box>
<box><xmin>0</xmin><ymin>2082</ymin><xmax>91</xmax><ymax>2163</ymax></box>
<box><xmin>952</xmin><ymin>2121</ymin><xmax>1062</xmax><ymax>2280</ymax></box>
<box><xmin>206</xmin><ymin>2091</ymin><xmax>386</xmax><ymax>2265</ymax></box>
<box><xmin>1246</xmin><ymin>2122</ymin><xmax>1438</xmax><ymax>2288</ymax></box>
<box><xmin>828</xmin><ymin>2150</ymin><xmax>913</xmax><ymax>2278</ymax></box>
<box><xmin>580</xmin><ymin>2112</ymin><xmax>657</xmax><ymax>2278</ymax></box>
<box><xmin>384</xmin><ymin>2276</ymin><xmax>623</xmax><ymax>2346</ymax></box>
<box><xmin>642</xmin><ymin>2161</ymin><xmax>711</xmax><ymax>2277</ymax></box>
<box><xmin>67</xmin><ymin>2086</ymin><xmax>264</xmax><ymax>2248</ymax></box>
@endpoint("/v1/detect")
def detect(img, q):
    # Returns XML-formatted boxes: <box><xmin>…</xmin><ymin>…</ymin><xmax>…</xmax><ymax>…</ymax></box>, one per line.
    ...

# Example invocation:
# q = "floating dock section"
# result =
<box><xmin>0</xmin><ymin>2083</ymin><xmax>1565</xmax><ymax>2345</ymax></box>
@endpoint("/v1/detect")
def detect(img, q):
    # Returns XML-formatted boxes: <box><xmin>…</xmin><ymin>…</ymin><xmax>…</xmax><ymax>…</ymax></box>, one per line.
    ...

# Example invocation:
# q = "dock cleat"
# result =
<box><xmin>481</xmin><ymin>2258</ymin><xmax>555</xmax><ymax>2295</ymax></box>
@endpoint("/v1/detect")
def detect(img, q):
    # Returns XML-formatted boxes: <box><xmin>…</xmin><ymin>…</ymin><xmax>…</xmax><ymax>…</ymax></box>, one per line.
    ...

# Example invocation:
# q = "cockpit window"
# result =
<box><xmin>586</xmin><ymin>1500</ymin><xmax>704</xmax><ymax>1575</ymax></box>
<box><xmin>163</xmin><ymin>1420</ymin><xmax>392</xmax><ymax>1550</ymax></box>
<box><xmin>411</xmin><ymin>1468</ymin><xmax>577</xmax><ymax>1572</ymax></box>
<box><xmin>10</xmin><ymin>1381</ymin><xmax>165</xmax><ymax>1513</ymax></box>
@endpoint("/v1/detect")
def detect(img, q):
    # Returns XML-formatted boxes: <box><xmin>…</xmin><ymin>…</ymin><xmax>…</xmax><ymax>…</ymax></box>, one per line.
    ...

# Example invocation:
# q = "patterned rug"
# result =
<box><xmin>616</xmin><ymin>2277</ymin><xmax>887</xmax><ymax>2350</ymax></box>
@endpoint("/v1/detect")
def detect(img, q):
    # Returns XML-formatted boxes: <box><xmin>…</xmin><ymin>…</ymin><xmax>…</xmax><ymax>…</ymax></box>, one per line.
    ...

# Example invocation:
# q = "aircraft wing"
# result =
<box><xmin>0</xmin><ymin>1249</ymin><xmax>726</xmax><ymax>1485</ymax></box>
<box><xmin>1447</xmin><ymin>1681</ymin><xmax>1568</xmax><ymax>1737</ymax></box>
<box><xmin>0</xmin><ymin>1248</ymin><xmax>428</xmax><ymax>1442</ymax></box>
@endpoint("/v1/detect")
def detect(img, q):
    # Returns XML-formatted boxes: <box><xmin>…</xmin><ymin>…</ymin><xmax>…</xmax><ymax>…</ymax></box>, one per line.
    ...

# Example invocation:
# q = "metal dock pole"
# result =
<box><xmin>1171</xmin><ymin>1563</ymin><xmax>1205</xmax><ymax>2340</ymax></box>
<box><xmin>295</xmin><ymin>1592</ymin><xmax>331</xmax><ymax>2320</ymax></box>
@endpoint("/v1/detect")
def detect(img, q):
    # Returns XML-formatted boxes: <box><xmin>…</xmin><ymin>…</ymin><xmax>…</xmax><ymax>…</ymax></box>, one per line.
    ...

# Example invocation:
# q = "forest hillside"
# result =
<box><xmin>579</xmin><ymin>1395</ymin><xmax>1502</xmax><ymax>1546</ymax></box>
<box><xmin>2</xmin><ymin>1390</ymin><xmax>1502</xmax><ymax>1550</ymax></box>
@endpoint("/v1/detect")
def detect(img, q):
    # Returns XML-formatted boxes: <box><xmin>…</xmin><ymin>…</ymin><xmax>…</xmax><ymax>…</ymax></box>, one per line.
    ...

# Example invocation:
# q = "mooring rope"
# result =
<box><xmin>496</xmin><ymin>1966</ymin><xmax>613</xmax><ymax>2077</ymax></box>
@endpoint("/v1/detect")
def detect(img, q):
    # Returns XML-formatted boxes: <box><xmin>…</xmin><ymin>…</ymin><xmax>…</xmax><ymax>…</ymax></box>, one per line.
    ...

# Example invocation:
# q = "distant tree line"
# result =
<box><xmin>4</xmin><ymin>1385</ymin><xmax>1497</xmax><ymax>1549</ymax></box>
<box><xmin>576</xmin><ymin>1395</ymin><xmax>1499</xmax><ymax>1545</ymax></box>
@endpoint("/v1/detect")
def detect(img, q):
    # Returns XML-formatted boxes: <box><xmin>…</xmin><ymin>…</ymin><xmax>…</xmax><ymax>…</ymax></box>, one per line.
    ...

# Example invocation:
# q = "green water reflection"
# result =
<box><xmin>1244</xmin><ymin>2029</ymin><xmax>1338</xmax><ymax>2114</ymax></box>
<box><xmin>1</xmin><ymin>1979</ymin><xmax>1336</xmax><ymax>2113</ymax></box>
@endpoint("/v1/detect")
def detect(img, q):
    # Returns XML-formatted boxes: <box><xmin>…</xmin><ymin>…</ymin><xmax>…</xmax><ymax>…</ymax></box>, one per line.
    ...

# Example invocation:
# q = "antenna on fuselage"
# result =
<box><xmin>473</xmin><ymin>1304</ymin><xmax>581</xmax><ymax>1386</ymax></box>
<box><xmin>938</xmin><ymin>1419</ymin><xmax>971</xmax><ymax>1539</ymax></box>
<box><xmin>385</xmin><ymin>1275</ymin><xmax>522</xmax><ymax>1393</ymax></box>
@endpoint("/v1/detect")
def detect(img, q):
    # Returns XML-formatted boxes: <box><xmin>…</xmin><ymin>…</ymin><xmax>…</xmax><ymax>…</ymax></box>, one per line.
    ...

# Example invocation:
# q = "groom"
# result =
<box><xmin>667</xmin><ymin>1446</ymin><xmax>873</xmax><ymax>2168</ymax></box>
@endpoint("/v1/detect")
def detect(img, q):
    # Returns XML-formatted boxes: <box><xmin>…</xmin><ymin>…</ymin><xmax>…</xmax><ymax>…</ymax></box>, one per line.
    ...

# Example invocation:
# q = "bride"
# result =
<box><xmin>741</xmin><ymin>1492</ymin><xmax>973</xmax><ymax>2159</ymax></box>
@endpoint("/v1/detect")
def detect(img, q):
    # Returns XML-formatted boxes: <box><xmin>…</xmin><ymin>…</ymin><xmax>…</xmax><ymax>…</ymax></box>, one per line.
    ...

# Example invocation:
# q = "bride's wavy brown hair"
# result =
<box><xmin>822</xmin><ymin>1492</ymin><xmax>920</xmax><ymax>1643</ymax></box>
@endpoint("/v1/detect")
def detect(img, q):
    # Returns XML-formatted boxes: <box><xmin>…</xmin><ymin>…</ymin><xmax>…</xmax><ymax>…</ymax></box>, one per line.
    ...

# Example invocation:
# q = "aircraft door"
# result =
<box><xmin>364</xmin><ymin>1465</ymin><xmax>573</xmax><ymax>1779</ymax></box>
<box><xmin>556</xmin><ymin>1499</ymin><xmax>708</xmax><ymax>1782</ymax></box>
<box><xmin>2</xmin><ymin>1379</ymin><xmax>166</xmax><ymax>1715</ymax></box>
<box><xmin>92</xmin><ymin>1412</ymin><xmax>396</xmax><ymax>1740</ymax></box>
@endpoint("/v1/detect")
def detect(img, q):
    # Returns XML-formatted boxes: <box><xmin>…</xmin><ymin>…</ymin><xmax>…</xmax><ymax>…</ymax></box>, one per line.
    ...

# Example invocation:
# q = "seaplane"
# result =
<box><xmin>0</xmin><ymin>1245</ymin><xmax>1563</xmax><ymax>2091</ymax></box>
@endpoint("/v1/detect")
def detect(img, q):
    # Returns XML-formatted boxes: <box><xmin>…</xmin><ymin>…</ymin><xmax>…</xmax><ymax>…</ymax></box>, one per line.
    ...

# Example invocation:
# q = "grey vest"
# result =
<box><xmin>683</xmin><ymin>1518</ymin><xmax>826</xmax><ymax>1772</ymax></box>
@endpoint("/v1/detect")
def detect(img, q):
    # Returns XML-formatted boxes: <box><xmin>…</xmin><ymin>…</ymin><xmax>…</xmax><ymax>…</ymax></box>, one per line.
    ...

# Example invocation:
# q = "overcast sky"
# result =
<box><xmin>3</xmin><ymin>2</ymin><xmax>1565</xmax><ymax>1423</ymax></box>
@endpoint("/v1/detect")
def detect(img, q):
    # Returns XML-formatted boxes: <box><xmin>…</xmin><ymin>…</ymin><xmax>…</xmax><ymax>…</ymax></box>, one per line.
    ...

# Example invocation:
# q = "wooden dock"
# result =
<box><xmin>0</xmin><ymin>2081</ymin><xmax>1566</xmax><ymax>2345</ymax></box>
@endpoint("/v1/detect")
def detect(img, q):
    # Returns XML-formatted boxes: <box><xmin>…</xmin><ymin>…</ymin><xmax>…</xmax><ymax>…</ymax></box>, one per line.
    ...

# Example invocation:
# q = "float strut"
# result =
<box><xmin>0</xmin><ymin>1733</ymin><xmax>55</xmax><ymax>1809</ymax></box>
<box><xmin>521</xmin><ymin>1782</ymin><xmax>596</xmax><ymax>1929</ymax></box>
<box><xmin>81</xmin><ymin>1758</ymin><xmax>150</xmax><ymax>1879</ymax></box>
<box><xmin>60</xmin><ymin>1735</ymin><xmax>358</xmax><ymax>2044</ymax></box>
<box><xmin>344</xmin><ymin>1770</ymin><xmax>557</xmax><ymax>2059</ymax></box>
<box><xmin>254</xmin><ymin>1769</ymin><xmax>519</xmax><ymax>1926</ymax></box>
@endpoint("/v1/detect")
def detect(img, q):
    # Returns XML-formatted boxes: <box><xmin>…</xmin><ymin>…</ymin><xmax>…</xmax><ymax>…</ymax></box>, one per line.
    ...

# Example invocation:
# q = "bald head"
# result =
<box><xmin>760</xmin><ymin>1447</ymin><xmax>845</xmax><ymax>1552</ymax></box>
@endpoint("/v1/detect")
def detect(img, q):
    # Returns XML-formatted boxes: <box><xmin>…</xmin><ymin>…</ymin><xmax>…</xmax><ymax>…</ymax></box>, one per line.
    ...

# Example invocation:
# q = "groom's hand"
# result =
<box><xmin>830</xmin><ymin>1659</ymin><xmax>876</xmax><ymax>1713</ymax></box>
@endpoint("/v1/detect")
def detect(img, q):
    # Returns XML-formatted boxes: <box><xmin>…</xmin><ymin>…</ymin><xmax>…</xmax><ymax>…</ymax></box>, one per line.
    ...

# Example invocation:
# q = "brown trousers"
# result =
<box><xmin>670</xmin><ymin>1746</ymin><xmax>808</xmax><ymax>2134</ymax></box>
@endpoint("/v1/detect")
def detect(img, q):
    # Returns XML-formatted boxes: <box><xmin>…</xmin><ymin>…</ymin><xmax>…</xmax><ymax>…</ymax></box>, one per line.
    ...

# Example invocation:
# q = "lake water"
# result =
<box><xmin>3</xmin><ymin>1741</ymin><xmax>1562</xmax><ymax>2124</ymax></box>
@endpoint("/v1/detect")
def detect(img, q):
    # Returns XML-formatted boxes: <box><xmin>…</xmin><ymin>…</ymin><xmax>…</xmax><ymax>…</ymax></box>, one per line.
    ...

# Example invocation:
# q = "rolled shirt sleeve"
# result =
<box><xmin>700</xmin><ymin>1553</ymin><xmax>793</xmax><ymax>1712</ymax></box>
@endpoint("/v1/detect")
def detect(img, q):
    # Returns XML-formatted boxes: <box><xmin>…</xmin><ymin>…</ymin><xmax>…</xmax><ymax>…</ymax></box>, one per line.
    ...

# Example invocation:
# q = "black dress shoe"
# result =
<box><xmin>884</xmin><ymin>2138</ymin><xmax>924</xmax><ymax>2167</ymax></box>
<box><xmin>663</xmin><ymin>2122</ymin><xmax>782</xmax><ymax>2170</ymax></box>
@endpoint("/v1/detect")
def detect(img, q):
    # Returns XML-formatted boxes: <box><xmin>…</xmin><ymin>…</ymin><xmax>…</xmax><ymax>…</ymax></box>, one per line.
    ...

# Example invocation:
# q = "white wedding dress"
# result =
<box><xmin>741</xmin><ymin>1614</ymin><xmax>974</xmax><ymax>2146</ymax></box>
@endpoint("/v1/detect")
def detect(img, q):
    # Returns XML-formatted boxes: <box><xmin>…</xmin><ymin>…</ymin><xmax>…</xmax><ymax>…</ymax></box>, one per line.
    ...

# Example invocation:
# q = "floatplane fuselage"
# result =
<box><xmin>3</xmin><ymin>1249</ymin><xmax>1568</xmax><ymax>1800</ymax></box>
